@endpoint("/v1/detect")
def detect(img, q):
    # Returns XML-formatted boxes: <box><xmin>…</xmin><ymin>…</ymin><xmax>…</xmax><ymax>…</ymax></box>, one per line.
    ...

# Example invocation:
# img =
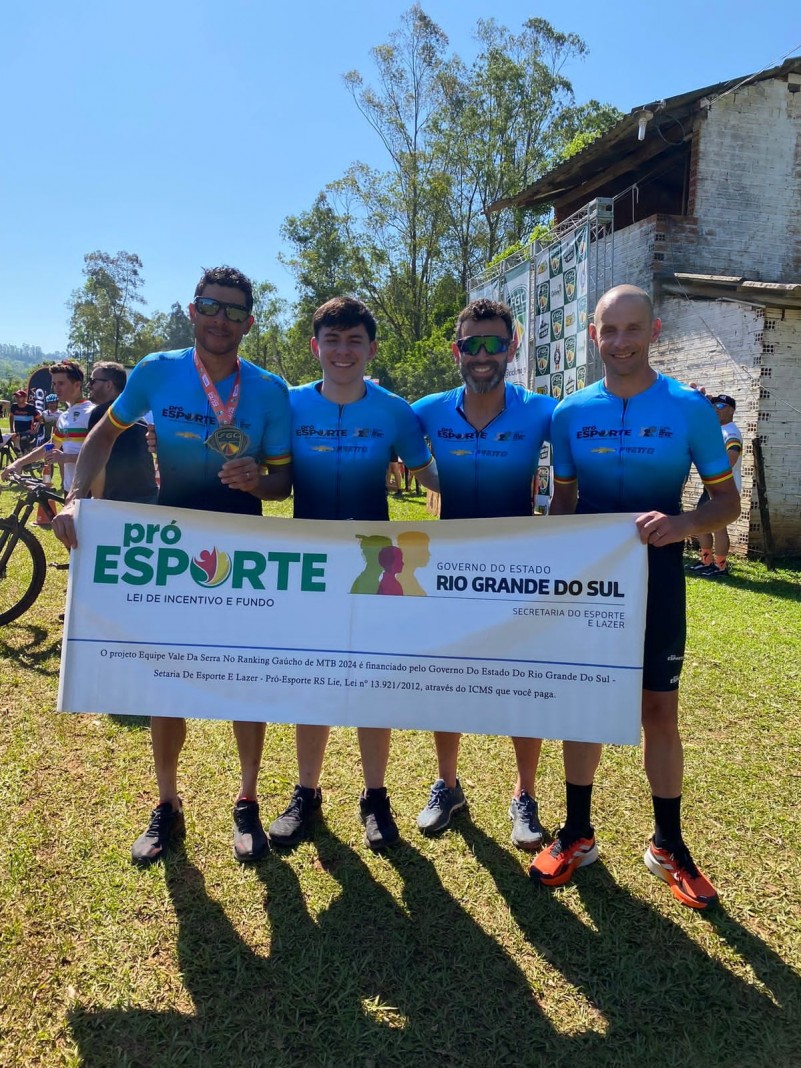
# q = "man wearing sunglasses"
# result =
<box><xmin>412</xmin><ymin>299</ymin><xmax>556</xmax><ymax>849</ymax></box>
<box><xmin>85</xmin><ymin>362</ymin><xmax>158</xmax><ymax>504</ymax></box>
<box><xmin>53</xmin><ymin>266</ymin><xmax>292</xmax><ymax>868</ymax></box>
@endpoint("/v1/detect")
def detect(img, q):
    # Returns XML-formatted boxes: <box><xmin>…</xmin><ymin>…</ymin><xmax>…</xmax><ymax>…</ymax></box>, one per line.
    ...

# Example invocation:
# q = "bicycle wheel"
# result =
<box><xmin>0</xmin><ymin>520</ymin><xmax>48</xmax><ymax>625</ymax></box>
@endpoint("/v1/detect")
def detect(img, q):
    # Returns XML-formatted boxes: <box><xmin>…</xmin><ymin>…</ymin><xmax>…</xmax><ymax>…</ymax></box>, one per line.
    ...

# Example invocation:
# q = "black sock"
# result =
<box><xmin>363</xmin><ymin>786</ymin><xmax>387</xmax><ymax>799</ymax></box>
<box><xmin>563</xmin><ymin>782</ymin><xmax>593</xmax><ymax>840</ymax></box>
<box><xmin>652</xmin><ymin>795</ymin><xmax>683</xmax><ymax>850</ymax></box>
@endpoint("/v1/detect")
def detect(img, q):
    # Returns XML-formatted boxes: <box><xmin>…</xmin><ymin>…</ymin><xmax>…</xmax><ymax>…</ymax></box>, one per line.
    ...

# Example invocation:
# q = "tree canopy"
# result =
<box><xmin>280</xmin><ymin>5</ymin><xmax>620</xmax><ymax>397</ymax></box>
<box><xmin>48</xmin><ymin>9</ymin><xmax>618</xmax><ymax>398</ymax></box>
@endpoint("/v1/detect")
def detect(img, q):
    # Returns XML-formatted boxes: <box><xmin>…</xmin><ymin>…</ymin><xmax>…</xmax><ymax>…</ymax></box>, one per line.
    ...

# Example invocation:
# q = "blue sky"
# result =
<box><xmin>2</xmin><ymin>0</ymin><xmax>799</xmax><ymax>353</ymax></box>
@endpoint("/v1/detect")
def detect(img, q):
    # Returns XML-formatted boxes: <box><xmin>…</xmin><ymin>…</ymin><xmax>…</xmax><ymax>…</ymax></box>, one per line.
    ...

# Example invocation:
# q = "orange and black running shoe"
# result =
<box><xmin>529</xmin><ymin>828</ymin><xmax>598</xmax><ymax>886</ymax></box>
<box><xmin>644</xmin><ymin>838</ymin><xmax>718</xmax><ymax>909</ymax></box>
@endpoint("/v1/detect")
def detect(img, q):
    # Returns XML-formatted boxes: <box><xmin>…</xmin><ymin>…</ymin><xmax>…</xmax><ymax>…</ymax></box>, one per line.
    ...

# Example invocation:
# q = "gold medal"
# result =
<box><xmin>205</xmin><ymin>425</ymin><xmax>250</xmax><ymax>458</ymax></box>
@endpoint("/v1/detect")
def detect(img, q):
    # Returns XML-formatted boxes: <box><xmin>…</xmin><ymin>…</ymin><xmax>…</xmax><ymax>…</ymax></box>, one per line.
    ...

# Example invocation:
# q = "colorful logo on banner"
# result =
<box><xmin>351</xmin><ymin>531</ymin><xmax>431</xmax><ymax>596</ymax></box>
<box><xmin>191</xmin><ymin>548</ymin><xmax>232</xmax><ymax>587</ymax></box>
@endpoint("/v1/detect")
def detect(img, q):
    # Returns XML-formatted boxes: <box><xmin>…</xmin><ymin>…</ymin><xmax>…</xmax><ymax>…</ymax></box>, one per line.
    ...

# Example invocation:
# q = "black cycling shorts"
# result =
<box><xmin>643</xmin><ymin>543</ymin><xmax>686</xmax><ymax>692</ymax></box>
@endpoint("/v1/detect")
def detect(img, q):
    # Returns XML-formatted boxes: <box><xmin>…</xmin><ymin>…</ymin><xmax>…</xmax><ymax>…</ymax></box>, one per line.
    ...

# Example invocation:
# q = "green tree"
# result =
<box><xmin>279</xmin><ymin>8</ymin><xmax>621</xmax><ymax>395</ymax></box>
<box><xmin>67</xmin><ymin>250</ymin><xmax>146</xmax><ymax>365</ymax></box>
<box><xmin>280</xmin><ymin>193</ymin><xmax>361</xmax><ymax>324</ymax></box>
<box><xmin>338</xmin><ymin>4</ymin><xmax>451</xmax><ymax>348</ymax></box>
<box><xmin>162</xmin><ymin>302</ymin><xmax>193</xmax><ymax>350</ymax></box>
<box><xmin>434</xmin><ymin>18</ymin><xmax>622</xmax><ymax>288</ymax></box>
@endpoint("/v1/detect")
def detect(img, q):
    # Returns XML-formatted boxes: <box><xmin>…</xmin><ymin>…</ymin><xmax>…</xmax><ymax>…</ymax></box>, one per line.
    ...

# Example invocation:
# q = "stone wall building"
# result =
<box><xmin>496</xmin><ymin>57</ymin><xmax>801</xmax><ymax>556</ymax></box>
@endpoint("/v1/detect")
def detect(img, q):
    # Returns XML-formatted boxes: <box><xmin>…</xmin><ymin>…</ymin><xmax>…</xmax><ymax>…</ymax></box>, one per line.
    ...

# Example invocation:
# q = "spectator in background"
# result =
<box><xmin>3</xmin><ymin>362</ymin><xmax>91</xmax><ymax>489</ymax></box>
<box><xmin>688</xmin><ymin>394</ymin><xmax>742</xmax><ymax>579</ymax></box>
<box><xmin>85</xmin><ymin>362</ymin><xmax>158</xmax><ymax>504</ymax></box>
<box><xmin>8</xmin><ymin>388</ymin><xmax>41</xmax><ymax>453</ymax></box>
<box><xmin>41</xmin><ymin>393</ymin><xmax>61</xmax><ymax>444</ymax></box>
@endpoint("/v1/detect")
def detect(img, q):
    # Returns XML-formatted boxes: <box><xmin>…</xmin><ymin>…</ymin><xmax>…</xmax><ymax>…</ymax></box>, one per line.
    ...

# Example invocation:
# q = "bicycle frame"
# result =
<box><xmin>0</xmin><ymin>478</ymin><xmax>65</xmax><ymax>570</ymax></box>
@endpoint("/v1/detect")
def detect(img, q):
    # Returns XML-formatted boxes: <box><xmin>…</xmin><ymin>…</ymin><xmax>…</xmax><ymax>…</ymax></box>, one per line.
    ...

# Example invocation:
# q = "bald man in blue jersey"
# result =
<box><xmin>530</xmin><ymin>285</ymin><xmax>740</xmax><ymax>909</ymax></box>
<box><xmin>413</xmin><ymin>298</ymin><xmax>557</xmax><ymax>850</ymax></box>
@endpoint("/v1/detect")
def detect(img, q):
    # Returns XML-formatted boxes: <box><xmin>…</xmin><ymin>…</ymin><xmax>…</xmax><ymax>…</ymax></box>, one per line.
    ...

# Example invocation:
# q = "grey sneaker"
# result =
<box><xmin>359</xmin><ymin>788</ymin><xmax>400</xmax><ymax>851</ymax></box>
<box><xmin>233</xmin><ymin>799</ymin><xmax>270</xmax><ymax>862</ymax></box>
<box><xmin>416</xmin><ymin>778</ymin><xmax>466</xmax><ymax>835</ymax></box>
<box><xmin>131</xmin><ymin>801</ymin><xmax>185</xmax><ymax>865</ymax></box>
<box><xmin>509</xmin><ymin>791</ymin><xmax>545</xmax><ymax>851</ymax></box>
<box><xmin>268</xmin><ymin>785</ymin><xmax>322</xmax><ymax>846</ymax></box>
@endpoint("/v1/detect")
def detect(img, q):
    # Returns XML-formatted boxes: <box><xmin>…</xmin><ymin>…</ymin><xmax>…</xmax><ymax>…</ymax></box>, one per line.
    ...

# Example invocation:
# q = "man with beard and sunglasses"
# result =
<box><xmin>52</xmin><ymin>266</ymin><xmax>292</xmax><ymax>868</ymax></box>
<box><xmin>412</xmin><ymin>299</ymin><xmax>556</xmax><ymax>850</ymax></box>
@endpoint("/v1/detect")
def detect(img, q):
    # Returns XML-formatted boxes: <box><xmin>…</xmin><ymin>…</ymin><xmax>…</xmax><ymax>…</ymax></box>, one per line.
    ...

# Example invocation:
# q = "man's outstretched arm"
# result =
<box><xmin>52</xmin><ymin>414</ymin><xmax>124</xmax><ymax>549</ymax></box>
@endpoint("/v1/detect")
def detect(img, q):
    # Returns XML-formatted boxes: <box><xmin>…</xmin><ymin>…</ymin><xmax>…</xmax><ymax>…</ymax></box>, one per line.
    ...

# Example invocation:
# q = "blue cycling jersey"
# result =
<box><xmin>551</xmin><ymin>374</ymin><xmax>733</xmax><ymax>515</ymax></box>
<box><xmin>110</xmin><ymin>348</ymin><xmax>291</xmax><ymax>514</ymax></box>
<box><xmin>413</xmin><ymin>383</ymin><xmax>555</xmax><ymax>519</ymax></box>
<box><xmin>290</xmin><ymin>380</ymin><xmax>432</xmax><ymax>520</ymax></box>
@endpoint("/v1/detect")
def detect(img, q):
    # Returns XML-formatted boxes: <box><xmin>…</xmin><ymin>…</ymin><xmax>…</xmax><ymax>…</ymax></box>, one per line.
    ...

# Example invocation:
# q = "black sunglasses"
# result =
<box><xmin>193</xmin><ymin>296</ymin><xmax>250</xmax><ymax>323</ymax></box>
<box><xmin>455</xmin><ymin>335</ymin><xmax>511</xmax><ymax>357</ymax></box>
<box><xmin>89</xmin><ymin>377</ymin><xmax>111</xmax><ymax>385</ymax></box>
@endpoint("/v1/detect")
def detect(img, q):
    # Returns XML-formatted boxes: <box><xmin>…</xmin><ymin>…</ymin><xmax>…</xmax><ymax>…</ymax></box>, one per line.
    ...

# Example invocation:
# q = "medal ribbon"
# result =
<box><xmin>193</xmin><ymin>349</ymin><xmax>241</xmax><ymax>425</ymax></box>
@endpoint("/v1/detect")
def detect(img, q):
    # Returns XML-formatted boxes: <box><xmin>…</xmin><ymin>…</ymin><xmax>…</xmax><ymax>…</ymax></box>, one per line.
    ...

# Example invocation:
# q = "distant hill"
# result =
<box><xmin>0</xmin><ymin>343</ymin><xmax>67</xmax><ymax>366</ymax></box>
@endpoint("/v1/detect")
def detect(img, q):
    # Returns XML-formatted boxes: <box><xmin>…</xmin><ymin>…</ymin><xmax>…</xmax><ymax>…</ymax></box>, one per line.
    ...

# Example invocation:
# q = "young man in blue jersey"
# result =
<box><xmin>267</xmin><ymin>296</ymin><xmax>439</xmax><ymax>851</ymax></box>
<box><xmin>412</xmin><ymin>299</ymin><xmax>557</xmax><ymax>850</ymax></box>
<box><xmin>53</xmin><ymin>266</ymin><xmax>292</xmax><ymax>867</ymax></box>
<box><xmin>530</xmin><ymin>284</ymin><xmax>740</xmax><ymax>908</ymax></box>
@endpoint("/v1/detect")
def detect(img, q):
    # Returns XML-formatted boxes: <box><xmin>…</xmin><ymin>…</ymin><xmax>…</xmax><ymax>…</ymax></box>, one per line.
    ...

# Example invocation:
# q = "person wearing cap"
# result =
<box><xmin>8</xmin><ymin>388</ymin><xmax>41</xmax><ymax>453</ymax></box>
<box><xmin>688</xmin><ymin>394</ymin><xmax>742</xmax><ymax>578</ymax></box>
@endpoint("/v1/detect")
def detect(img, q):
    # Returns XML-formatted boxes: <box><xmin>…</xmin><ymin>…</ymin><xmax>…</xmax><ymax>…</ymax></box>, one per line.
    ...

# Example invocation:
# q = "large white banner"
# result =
<box><xmin>59</xmin><ymin>502</ymin><xmax>648</xmax><ymax>744</ymax></box>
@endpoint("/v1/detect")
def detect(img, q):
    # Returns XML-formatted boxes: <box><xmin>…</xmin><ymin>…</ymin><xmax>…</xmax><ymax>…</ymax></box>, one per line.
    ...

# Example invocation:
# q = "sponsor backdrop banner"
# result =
<box><xmin>501</xmin><ymin>260</ymin><xmax>530</xmax><ymax>388</ymax></box>
<box><xmin>59</xmin><ymin>502</ymin><xmax>647</xmax><ymax>744</ymax></box>
<box><xmin>533</xmin><ymin>223</ymin><xmax>590</xmax><ymax>405</ymax></box>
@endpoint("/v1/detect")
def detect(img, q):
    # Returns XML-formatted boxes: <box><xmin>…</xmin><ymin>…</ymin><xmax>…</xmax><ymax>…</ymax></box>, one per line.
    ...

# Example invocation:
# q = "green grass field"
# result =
<box><xmin>1</xmin><ymin>487</ymin><xmax>799</xmax><ymax>1067</ymax></box>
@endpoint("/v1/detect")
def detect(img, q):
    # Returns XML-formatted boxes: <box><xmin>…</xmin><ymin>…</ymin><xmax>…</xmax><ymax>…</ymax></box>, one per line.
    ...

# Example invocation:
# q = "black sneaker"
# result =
<box><xmin>131</xmin><ymin>801</ymin><xmax>185</xmax><ymax>865</ymax></box>
<box><xmin>359</xmin><ymin>788</ymin><xmax>400</xmax><ymax>851</ymax></box>
<box><xmin>233</xmin><ymin>799</ymin><xmax>269</xmax><ymax>862</ymax></box>
<box><xmin>686</xmin><ymin>560</ymin><xmax>712</xmax><ymax>573</ymax></box>
<box><xmin>701</xmin><ymin>563</ymin><xmax>730</xmax><ymax>579</ymax></box>
<box><xmin>268</xmin><ymin>785</ymin><xmax>323</xmax><ymax>846</ymax></box>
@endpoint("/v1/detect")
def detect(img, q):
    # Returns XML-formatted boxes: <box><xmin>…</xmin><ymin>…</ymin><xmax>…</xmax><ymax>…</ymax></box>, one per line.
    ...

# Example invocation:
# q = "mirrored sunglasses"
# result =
<box><xmin>456</xmin><ymin>335</ymin><xmax>511</xmax><ymax>357</ymax></box>
<box><xmin>194</xmin><ymin>296</ymin><xmax>250</xmax><ymax>323</ymax></box>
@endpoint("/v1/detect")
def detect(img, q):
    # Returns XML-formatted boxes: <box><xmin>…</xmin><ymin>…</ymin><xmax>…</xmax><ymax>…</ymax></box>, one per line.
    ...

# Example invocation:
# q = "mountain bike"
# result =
<box><xmin>0</xmin><ymin>475</ymin><xmax>67</xmax><ymax>625</ymax></box>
